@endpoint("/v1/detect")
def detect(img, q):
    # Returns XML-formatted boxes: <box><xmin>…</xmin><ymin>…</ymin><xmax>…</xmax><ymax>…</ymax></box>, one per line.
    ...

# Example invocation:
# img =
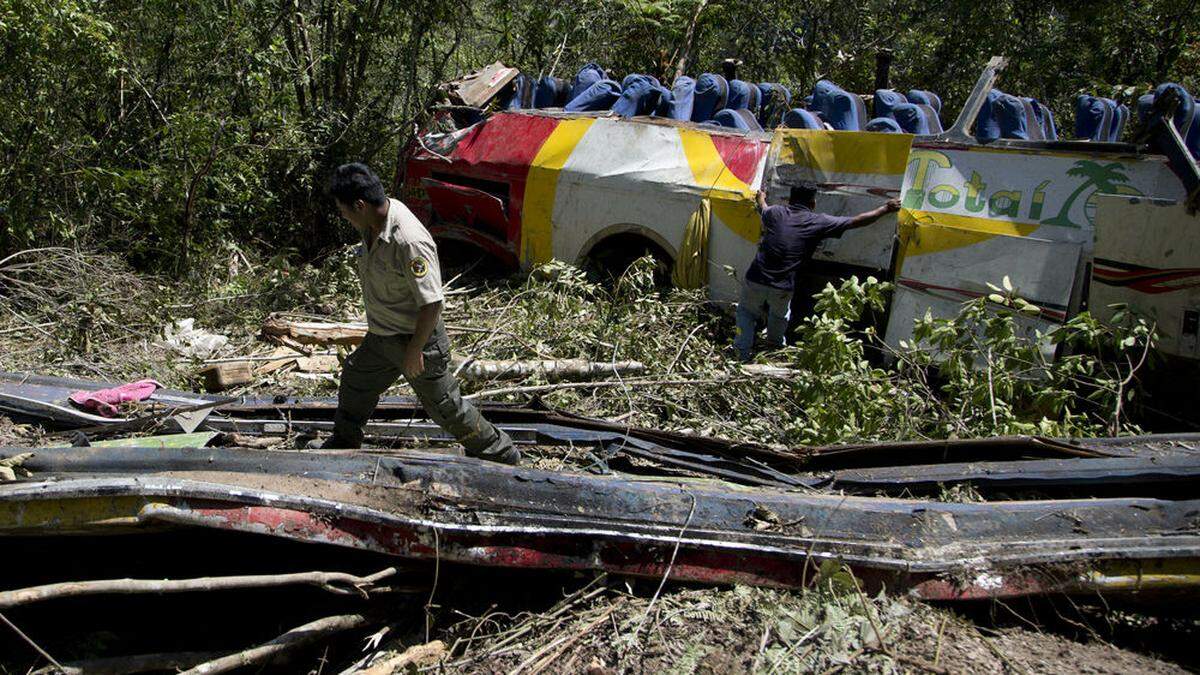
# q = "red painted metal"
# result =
<box><xmin>405</xmin><ymin>113</ymin><xmax>559</xmax><ymax>259</ymax></box>
<box><xmin>710</xmin><ymin>134</ymin><xmax>769</xmax><ymax>185</ymax></box>
<box><xmin>422</xmin><ymin>178</ymin><xmax>510</xmax><ymax>235</ymax></box>
<box><xmin>169</xmin><ymin>500</ymin><xmax>1116</xmax><ymax>601</ymax></box>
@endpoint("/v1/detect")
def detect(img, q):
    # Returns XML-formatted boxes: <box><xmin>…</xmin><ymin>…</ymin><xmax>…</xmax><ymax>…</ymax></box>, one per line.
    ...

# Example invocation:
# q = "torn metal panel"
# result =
<box><xmin>215</xmin><ymin>394</ymin><xmax>813</xmax><ymax>475</ymax></box>
<box><xmin>1077</xmin><ymin>433</ymin><xmax>1200</xmax><ymax>458</ymax></box>
<box><xmin>765</xmin><ymin>129</ymin><xmax>912</xmax><ymax>272</ymax></box>
<box><xmin>0</xmin><ymin>371</ymin><xmax>219</xmax><ymax>432</ymax></box>
<box><xmin>45</xmin><ymin>432</ymin><xmax>220</xmax><ymax>449</ymax></box>
<box><xmin>4</xmin><ymin>446</ymin><xmax>1200</xmax><ymax>600</ymax></box>
<box><xmin>444</xmin><ymin>62</ymin><xmax>519</xmax><ymax>108</ymax></box>
<box><xmin>797</xmin><ymin>435</ymin><xmax>1115</xmax><ymax>470</ymax></box>
<box><xmin>422</xmin><ymin>177</ymin><xmax>510</xmax><ymax>236</ymax></box>
<box><xmin>826</xmin><ymin>455</ymin><xmax>1200</xmax><ymax>496</ymax></box>
<box><xmin>202</xmin><ymin>417</ymin><xmax>541</xmax><ymax>445</ymax></box>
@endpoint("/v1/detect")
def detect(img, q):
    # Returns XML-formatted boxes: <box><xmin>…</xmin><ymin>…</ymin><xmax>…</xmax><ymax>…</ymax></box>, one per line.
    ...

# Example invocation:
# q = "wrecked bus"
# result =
<box><xmin>402</xmin><ymin>58</ymin><xmax>1200</xmax><ymax>362</ymax></box>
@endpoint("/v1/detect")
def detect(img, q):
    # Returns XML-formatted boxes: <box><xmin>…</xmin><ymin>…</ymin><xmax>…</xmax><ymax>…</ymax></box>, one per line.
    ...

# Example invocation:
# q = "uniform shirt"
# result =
<box><xmin>744</xmin><ymin>204</ymin><xmax>855</xmax><ymax>291</ymax></box>
<box><xmin>356</xmin><ymin>198</ymin><xmax>444</xmax><ymax>335</ymax></box>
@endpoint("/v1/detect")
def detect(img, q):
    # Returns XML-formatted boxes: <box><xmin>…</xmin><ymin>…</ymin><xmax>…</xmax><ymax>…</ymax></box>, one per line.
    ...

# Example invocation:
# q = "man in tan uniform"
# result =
<box><xmin>322</xmin><ymin>163</ymin><xmax>518</xmax><ymax>464</ymax></box>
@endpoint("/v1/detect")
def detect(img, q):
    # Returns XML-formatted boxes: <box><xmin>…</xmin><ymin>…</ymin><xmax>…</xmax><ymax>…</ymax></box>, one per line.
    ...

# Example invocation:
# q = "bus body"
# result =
<box><xmin>404</xmin><ymin>60</ymin><xmax>1200</xmax><ymax>361</ymax></box>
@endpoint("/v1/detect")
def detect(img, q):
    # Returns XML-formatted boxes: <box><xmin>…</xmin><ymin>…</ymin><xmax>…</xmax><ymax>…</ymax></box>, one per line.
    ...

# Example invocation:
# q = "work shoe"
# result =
<box><xmin>469</xmin><ymin>445</ymin><xmax>522</xmax><ymax>466</ymax></box>
<box><xmin>305</xmin><ymin>435</ymin><xmax>359</xmax><ymax>450</ymax></box>
<box><xmin>492</xmin><ymin>447</ymin><xmax>522</xmax><ymax>466</ymax></box>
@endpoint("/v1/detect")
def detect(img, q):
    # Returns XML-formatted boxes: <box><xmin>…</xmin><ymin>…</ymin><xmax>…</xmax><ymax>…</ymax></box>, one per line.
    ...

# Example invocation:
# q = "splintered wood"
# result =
<box><xmin>260</xmin><ymin>315</ymin><xmax>367</xmax><ymax>347</ymax></box>
<box><xmin>256</xmin><ymin>316</ymin><xmax>645</xmax><ymax>383</ymax></box>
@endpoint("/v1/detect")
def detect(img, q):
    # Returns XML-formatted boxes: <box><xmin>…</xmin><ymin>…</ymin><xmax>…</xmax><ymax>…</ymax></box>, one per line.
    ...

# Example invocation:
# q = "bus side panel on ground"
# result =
<box><xmin>1091</xmin><ymin>195</ymin><xmax>1200</xmax><ymax>360</ymax></box>
<box><xmin>885</xmin><ymin>144</ymin><xmax>1188</xmax><ymax>353</ymax></box>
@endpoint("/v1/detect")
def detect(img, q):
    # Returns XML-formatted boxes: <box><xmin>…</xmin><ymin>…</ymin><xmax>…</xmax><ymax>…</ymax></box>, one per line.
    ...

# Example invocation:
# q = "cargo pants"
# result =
<box><xmin>330</xmin><ymin>322</ymin><xmax>519</xmax><ymax>464</ymax></box>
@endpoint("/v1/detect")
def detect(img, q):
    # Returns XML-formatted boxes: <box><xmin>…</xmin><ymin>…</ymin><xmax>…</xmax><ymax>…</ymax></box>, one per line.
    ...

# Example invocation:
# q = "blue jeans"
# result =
<box><xmin>734</xmin><ymin>279</ymin><xmax>792</xmax><ymax>359</ymax></box>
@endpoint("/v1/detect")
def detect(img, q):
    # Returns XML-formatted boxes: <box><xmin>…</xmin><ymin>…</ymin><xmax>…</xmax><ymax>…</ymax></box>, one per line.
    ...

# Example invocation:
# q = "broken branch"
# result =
<box><xmin>181</xmin><ymin>613</ymin><xmax>374</xmax><ymax>675</ymax></box>
<box><xmin>0</xmin><ymin>609</ymin><xmax>64</xmax><ymax>671</ymax></box>
<box><xmin>355</xmin><ymin>640</ymin><xmax>446</xmax><ymax>674</ymax></box>
<box><xmin>455</xmin><ymin>357</ymin><xmax>645</xmax><ymax>383</ymax></box>
<box><xmin>260</xmin><ymin>315</ymin><xmax>367</xmax><ymax>347</ymax></box>
<box><xmin>0</xmin><ymin>568</ymin><xmax>397</xmax><ymax>609</ymax></box>
<box><xmin>466</xmin><ymin>376</ymin><xmax>752</xmax><ymax>399</ymax></box>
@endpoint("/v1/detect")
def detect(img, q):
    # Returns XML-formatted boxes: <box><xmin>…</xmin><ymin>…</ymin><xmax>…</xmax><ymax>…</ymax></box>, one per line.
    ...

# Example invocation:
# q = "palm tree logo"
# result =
<box><xmin>1042</xmin><ymin>160</ymin><xmax>1130</xmax><ymax>228</ymax></box>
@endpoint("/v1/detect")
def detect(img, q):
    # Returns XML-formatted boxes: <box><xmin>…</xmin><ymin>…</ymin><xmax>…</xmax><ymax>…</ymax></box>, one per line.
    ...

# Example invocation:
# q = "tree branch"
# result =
<box><xmin>182</xmin><ymin>614</ymin><xmax>373</xmax><ymax>675</ymax></box>
<box><xmin>0</xmin><ymin>568</ymin><xmax>397</xmax><ymax>609</ymax></box>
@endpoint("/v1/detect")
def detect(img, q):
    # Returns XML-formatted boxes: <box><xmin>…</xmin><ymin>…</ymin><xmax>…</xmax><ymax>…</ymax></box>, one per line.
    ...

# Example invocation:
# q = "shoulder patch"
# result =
<box><xmin>410</xmin><ymin>256</ymin><xmax>429</xmax><ymax>278</ymax></box>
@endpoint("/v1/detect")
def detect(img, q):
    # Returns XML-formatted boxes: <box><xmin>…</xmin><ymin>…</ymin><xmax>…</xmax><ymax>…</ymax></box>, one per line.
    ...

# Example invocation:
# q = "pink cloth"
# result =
<box><xmin>69</xmin><ymin>379</ymin><xmax>162</xmax><ymax>417</ymax></box>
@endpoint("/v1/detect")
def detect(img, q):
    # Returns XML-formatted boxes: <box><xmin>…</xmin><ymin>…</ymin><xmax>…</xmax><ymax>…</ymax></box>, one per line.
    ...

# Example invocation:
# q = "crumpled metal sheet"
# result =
<box><xmin>4</xmin><ymin>446</ymin><xmax>1200</xmax><ymax>600</ymax></box>
<box><xmin>0</xmin><ymin>371</ymin><xmax>220</xmax><ymax>432</ymax></box>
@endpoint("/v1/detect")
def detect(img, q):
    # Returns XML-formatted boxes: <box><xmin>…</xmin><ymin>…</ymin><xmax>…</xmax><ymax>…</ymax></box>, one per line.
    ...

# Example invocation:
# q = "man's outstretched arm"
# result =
<box><xmin>756</xmin><ymin>188</ymin><xmax>768</xmax><ymax>212</ymax></box>
<box><xmin>845</xmin><ymin>198</ymin><xmax>901</xmax><ymax>230</ymax></box>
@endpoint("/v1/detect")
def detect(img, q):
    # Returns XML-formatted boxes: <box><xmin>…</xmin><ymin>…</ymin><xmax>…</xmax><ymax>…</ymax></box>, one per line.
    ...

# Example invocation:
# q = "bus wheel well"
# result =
<box><xmin>580</xmin><ymin>229</ymin><xmax>675</xmax><ymax>281</ymax></box>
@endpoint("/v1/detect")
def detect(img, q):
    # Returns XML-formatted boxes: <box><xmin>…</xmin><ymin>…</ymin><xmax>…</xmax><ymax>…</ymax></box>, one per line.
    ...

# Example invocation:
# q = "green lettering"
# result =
<box><xmin>903</xmin><ymin>150</ymin><xmax>951</xmax><ymax>210</ymax></box>
<box><xmin>1029</xmin><ymin>180</ymin><xmax>1050</xmax><ymax>220</ymax></box>
<box><xmin>928</xmin><ymin>185</ymin><xmax>960</xmax><ymax>209</ymax></box>
<box><xmin>965</xmin><ymin>172</ymin><xmax>987</xmax><ymax>213</ymax></box>
<box><xmin>988</xmin><ymin>190</ymin><xmax>1022</xmax><ymax>218</ymax></box>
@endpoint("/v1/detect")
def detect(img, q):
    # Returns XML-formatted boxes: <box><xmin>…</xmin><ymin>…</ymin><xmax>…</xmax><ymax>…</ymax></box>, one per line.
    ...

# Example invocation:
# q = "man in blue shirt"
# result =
<box><xmin>734</xmin><ymin>182</ymin><xmax>899</xmax><ymax>361</ymax></box>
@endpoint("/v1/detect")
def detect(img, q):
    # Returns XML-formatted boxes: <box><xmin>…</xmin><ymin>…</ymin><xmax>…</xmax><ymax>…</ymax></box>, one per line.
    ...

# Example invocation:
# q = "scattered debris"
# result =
<box><xmin>260</xmin><ymin>315</ymin><xmax>365</xmax><ymax>347</ymax></box>
<box><xmin>0</xmin><ymin>451</ymin><xmax>33</xmax><ymax>481</ymax></box>
<box><xmin>0</xmin><ymin>371</ymin><xmax>222</xmax><ymax>433</ymax></box>
<box><xmin>162</xmin><ymin>318</ymin><xmax>230</xmax><ymax>360</ymax></box>
<box><xmin>443</xmin><ymin>61</ymin><xmax>519</xmax><ymax>107</ymax></box>
<box><xmin>68</xmin><ymin>378</ymin><xmax>162</xmax><ymax>417</ymax></box>
<box><xmin>355</xmin><ymin>640</ymin><xmax>446</xmax><ymax>674</ymax></box>
<box><xmin>197</xmin><ymin>362</ymin><xmax>254</xmax><ymax>392</ymax></box>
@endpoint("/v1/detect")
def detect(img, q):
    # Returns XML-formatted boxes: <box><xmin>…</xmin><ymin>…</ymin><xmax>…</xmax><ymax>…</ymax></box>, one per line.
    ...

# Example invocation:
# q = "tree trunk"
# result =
<box><xmin>673</xmin><ymin>0</ymin><xmax>710</xmax><ymax>82</ymax></box>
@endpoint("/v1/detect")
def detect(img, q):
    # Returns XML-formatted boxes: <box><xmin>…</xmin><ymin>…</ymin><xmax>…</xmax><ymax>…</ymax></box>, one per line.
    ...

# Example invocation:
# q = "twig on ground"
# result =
<box><xmin>425</xmin><ymin>527</ymin><xmax>441</xmax><ymax>643</ymax></box>
<box><xmin>633</xmin><ymin>492</ymin><xmax>697</xmax><ymax>637</ymax></box>
<box><xmin>666</xmin><ymin>322</ymin><xmax>706</xmax><ymax>375</ymax></box>
<box><xmin>933</xmin><ymin>616</ymin><xmax>947</xmax><ymax>667</ymax></box>
<box><xmin>524</xmin><ymin>605</ymin><xmax>619</xmax><ymax>675</ymax></box>
<box><xmin>0</xmin><ymin>322</ymin><xmax>54</xmax><ymax>336</ymax></box>
<box><xmin>873</xmin><ymin>649</ymin><xmax>951</xmax><ymax>674</ymax></box>
<box><xmin>817</xmin><ymin>646</ymin><xmax>865</xmax><ymax>675</ymax></box>
<box><xmin>355</xmin><ymin>640</ymin><xmax>446</xmax><ymax>675</ymax></box>
<box><xmin>0</xmin><ymin>609</ymin><xmax>64</xmax><ymax>671</ymax></box>
<box><xmin>181</xmin><ymin>614</ymin><xmax>373</xmax><ymax>675</ymax></box>
<box><xmin>972</xmin><ymin>624</ymin><xmax>1029</xmax><ymax>675</ymax></box>
<box><xmin>848</xmin><ymin>571</ymin><xmax>888</xmax><ymax>650</ymax></box>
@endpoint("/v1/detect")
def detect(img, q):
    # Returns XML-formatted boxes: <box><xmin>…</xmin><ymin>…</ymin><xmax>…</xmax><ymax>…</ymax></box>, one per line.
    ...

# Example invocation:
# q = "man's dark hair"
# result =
<box><xmin>789</xmin><ymin>182</ymin><xmax>818</xmax><ymax>207</ymax></box>
<box><xmin>330</xmin><ymin>163</ymin><xmax>387</xmax><ymax>207</ymax></box>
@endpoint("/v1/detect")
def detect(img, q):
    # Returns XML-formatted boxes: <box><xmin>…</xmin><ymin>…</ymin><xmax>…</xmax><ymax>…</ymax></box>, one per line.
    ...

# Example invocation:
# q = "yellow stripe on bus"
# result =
<box><xmin>678</xmin><ymin>128</ymin><xmax>759</xmax><ymax>243</ymax></box>
<box><xmin>522</xmin><ymin>118</ymin><xmax>596</xmax><ymax>265</ymax></box>
<box><xmin>773</xmin><ymin>130</ymin><xmax>914</xmax><ymax>175</ymax></box>
<box><xmin>896</xmin><ymin>209</ymin><xmax>1043</xmax><ymax>271</ymax></box>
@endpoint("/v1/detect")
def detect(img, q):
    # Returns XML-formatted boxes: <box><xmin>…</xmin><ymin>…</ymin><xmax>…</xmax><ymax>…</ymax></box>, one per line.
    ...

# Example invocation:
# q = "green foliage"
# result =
<box><xmin>453</xmin><ymin>260</ymin><xmax>1154</xmax><ymax>446</ymax></box>
<box><xmin>2</xmin><ymin>0</ymin><xmax>1197</xmax><ymax>270</ymax></box>
<box><xmin>900</xmin><ymin>277</ymin><xmax>1155</xmax><ymax>437</ymax></box>
<box><xmin>0</xmin><ymin>245</ymin><xmax>1158</xmax><ymax>446</ymax></box>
